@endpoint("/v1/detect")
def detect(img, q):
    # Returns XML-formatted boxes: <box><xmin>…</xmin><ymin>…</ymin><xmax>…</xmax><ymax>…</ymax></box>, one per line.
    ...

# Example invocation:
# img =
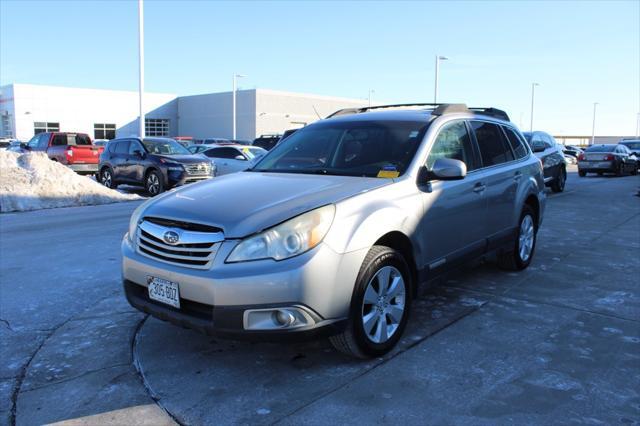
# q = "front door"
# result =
<box><xmin>419</xmin><ymin>120</ymin><xmax>487</xmax><ymax>270</ymax></box>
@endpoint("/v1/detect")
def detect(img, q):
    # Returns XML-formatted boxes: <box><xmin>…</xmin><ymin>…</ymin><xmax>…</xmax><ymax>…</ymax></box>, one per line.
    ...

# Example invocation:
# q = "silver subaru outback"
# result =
<box><xmin>122</xmin><ymin>103</ymin><xmax>545</xmax><ymax>358</ymax></box>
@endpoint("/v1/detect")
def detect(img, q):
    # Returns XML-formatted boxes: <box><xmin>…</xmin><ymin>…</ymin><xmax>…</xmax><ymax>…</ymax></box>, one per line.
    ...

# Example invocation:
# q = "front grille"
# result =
<box><xmin>185</xmin><ymin>163</ymin><xmax>211</xmax><ymax>176</ymax></box>
<box><xmin>145</xmin><ymin>217</ymin><xmax>222</xmax><ymax>233</ymax></box>
<box><xmin>136</xmin><ymin>219</ymin><xmax>224</xmax><ymax>269</ymax></box>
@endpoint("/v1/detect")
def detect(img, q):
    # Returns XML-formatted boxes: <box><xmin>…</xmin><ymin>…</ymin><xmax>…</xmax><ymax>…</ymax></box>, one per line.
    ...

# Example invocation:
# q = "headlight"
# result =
<box><xmin>226</xmin><ymin>204</ymin><xmax>335</xmax><ymax>263</ymax></box>
<box><xmin>127</xmin><ymin>202</ymin><xmax>146</xmax><ymax>244</ymax></box>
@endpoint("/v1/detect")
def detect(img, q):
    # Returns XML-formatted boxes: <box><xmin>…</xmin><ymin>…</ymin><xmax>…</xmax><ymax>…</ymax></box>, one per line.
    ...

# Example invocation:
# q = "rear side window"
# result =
<box><xmin>471</xmin><ymin>121</ymin><xmax>515</xmax><ymax>167</ymax></box>
<box><xmin>502</xmin><ymin>126</ymin><xmax>529</xmax><ymax>159</ymax></box>
<box><xmin>52</xmin><ymin>134</ymin><xmax>67</xmax><ymax>146</ymax></box>
<box><xmin>51</xmin><ymin>134</ymin><xmax>91</xmax><ymax>146</ymax></box>
<box><xmin>115</xmin><ymin>141</ymin><xmax>130</xmax><ymax>154</ymax></box>
<box><xmin>427</xmin><ymin>121</ymin><xmax>478</xmax><ymax>171</ymax></box>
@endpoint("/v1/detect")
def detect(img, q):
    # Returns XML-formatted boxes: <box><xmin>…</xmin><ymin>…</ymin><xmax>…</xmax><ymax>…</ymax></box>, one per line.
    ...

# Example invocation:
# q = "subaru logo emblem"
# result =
<box><xmin>163</xmin><ymin>230</ymin><xmax>180</xmax><ymax>245</ymax></box>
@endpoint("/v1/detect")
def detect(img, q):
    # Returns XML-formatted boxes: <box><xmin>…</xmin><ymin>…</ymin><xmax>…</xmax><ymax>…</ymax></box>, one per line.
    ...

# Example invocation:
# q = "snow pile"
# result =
<box><xmin>0</xmin><ymin>151</ymin><xmax>141</xmax><ymax>212</ymax></box>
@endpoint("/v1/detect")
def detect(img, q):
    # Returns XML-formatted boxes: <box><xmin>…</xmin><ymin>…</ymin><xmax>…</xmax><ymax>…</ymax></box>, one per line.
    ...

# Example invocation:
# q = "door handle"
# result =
<box><xmin>473</xmin><ymin>183</ymin><xmax>486</xmax><ymax>193</ymax></box>
<box><xmin>514</xmin><ymin>172</ymin><xmax>522</xmax><ymax>181</ymax></box>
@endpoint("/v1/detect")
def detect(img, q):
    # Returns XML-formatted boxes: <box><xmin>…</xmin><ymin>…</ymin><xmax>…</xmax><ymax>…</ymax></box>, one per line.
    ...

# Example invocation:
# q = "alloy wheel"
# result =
<box><xmin>518</xmin><ymin>214</ymin><xmax>535</xmax><ymax>262</ymax></box>
<box><xmin>101</xmin><ymin>170</ymin><xmax>112</xmax><ymax>188</ymax></box>
<box><xmin>147</xmin><ymin>174</ymin><xmax>160</xmax><ymax>195</ymax></box>
<box><xmin>361</xmin><ymin>265</ymin><xmax>406</xmax><ymax>344</ymax></box>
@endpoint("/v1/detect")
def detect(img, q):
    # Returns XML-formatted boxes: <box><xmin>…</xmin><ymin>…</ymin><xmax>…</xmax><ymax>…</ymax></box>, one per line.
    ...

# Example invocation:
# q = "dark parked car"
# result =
<box><xmin>620</xmin><ymin>139</ymin><xmax>640</xmax><ymax>156</ymax></box>
<box><xmin>522</xmin><ymin>131</ymin><xmax>566</xmax><ymax>192</ymax></box>
<box><xmin>577</xmin><ymin>144</ymin><xmax>638</xmax><ymax>177</ymax></box>
<box><xmin>562</xmin><ymin>144</ymin><xmax>584</xmax><ymax>158</ymax></box>
<box><xmin>99</xmin><ymin>137</ymin><xmax>214</xmax><ymax>195</ymax></box>
<box><xmin>252</xmin><ymin>134</ymin><xmax>282</xmax><ymax>151</ymax></box>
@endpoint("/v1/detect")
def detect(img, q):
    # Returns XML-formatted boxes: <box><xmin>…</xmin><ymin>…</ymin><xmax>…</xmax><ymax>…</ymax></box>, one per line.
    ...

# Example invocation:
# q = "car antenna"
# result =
<box><xmin>311</xmin><ymin>104</ymin><xmax>322</xmax><ymax>120</ymax></box>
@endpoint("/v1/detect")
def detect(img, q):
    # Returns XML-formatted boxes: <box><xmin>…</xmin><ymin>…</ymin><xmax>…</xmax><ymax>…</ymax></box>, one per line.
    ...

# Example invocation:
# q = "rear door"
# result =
<box><xmin>111</xmin><ymin>140</ymin><xmax>131</xmax><ymax>181</ymax></box>
<box><xmin>470</xmin><ymin>121</ymin><xmax>521</xmax><ymax>242</ymax></box>
<box><xmin>419</xmin><ymin>120</ymin><xmax>486</xmax><ymax>269</ymax></box>
<box><xmin>126</xmin><ymin>139</ymin><xmax>147</xmax><ymax>182</ymax></box>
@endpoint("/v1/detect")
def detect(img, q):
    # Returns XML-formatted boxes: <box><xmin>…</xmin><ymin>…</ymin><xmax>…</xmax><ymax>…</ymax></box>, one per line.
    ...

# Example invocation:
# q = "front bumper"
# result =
<box><xmin>121</xmin><ymin>237</ymin><xmax>367</xmax><ymax>339</ymax></box>
<box><xmin>167</xmin><ymin>170</ymin><xmax>212</xmax><ymax>188</ymax></box>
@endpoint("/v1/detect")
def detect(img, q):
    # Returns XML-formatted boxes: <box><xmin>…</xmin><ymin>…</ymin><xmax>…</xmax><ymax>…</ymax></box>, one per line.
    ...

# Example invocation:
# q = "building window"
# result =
<box><xmin>1</xmin><ymin>114</ymin><xmax>12</xmax><ymax>137</ymax></box>
<box><xmin>34</xmin><ymin>122</ymin><xmax>60</xmax><ymax>134</ymax></box>
<box><xmin>94</xmin><ymin>123</ymin><xmax>116</xmax><ymax>140</ymax></box>
<box><xmin>145</xmin><ymin>118</ymin><xmax>169</xmax><ymax>137</ymax></box>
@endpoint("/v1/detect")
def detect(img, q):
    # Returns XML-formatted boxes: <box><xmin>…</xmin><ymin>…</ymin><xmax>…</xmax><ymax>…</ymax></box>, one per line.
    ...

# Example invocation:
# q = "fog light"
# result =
<box><xmin>273</xmin><ymin>309</ymin><xmax>296</xmax><ymax>327</ymax></box>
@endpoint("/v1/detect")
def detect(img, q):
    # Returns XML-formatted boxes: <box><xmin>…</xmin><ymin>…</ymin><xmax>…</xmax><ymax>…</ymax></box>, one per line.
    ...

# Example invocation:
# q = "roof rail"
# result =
<box><xmin>326</xmin><ymin>103</ymin><xmax>510</xmax><ymax>121</ymax></box>
<box><xmin>326</xmin><ymin>103</ymin><xmax>443</xmax><ymax>118</ymax></box>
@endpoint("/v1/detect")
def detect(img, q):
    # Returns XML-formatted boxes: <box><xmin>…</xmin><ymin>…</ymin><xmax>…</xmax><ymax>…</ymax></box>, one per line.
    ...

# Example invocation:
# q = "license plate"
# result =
<box><xmin>596</xmin><ymin>162</ymin><xmax>610</xmax><ymax>168</ymax></box>
<box><xmin>147</xmin><ymin>276</ymin><xmax>180</xmax><ymax>308</ymax></box>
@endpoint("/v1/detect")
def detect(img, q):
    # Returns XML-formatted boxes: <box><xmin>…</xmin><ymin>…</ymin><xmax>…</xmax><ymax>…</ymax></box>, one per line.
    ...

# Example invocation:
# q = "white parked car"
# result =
<box><xmin>188</xmin><ymin>143</ymin><xmax>267</xmax><ymax>175</ymax></box>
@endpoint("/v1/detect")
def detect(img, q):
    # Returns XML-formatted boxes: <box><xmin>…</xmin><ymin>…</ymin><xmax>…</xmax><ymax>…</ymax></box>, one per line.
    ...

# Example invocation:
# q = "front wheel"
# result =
<box><xmin>498</xmin><ymin>205</ymin><xmax>537</xmax><ymax>271</ymax></box>
<box><xmin>329</xmin><ymin>246</ymin><xmax>412</xmax><ymax>358</ymax></box>
<box><xmin>145</xmin><ymin>171</ymin><xmax>164</xmax><ymax>196</ymax></box>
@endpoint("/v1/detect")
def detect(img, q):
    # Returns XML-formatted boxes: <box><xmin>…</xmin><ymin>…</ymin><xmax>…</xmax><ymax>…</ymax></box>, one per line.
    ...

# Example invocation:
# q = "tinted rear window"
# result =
<box><xmin>502</xmin><ymin>126</ymin><xmax>529</xmax><ymax>159</ymax></box>
<box><xmin>114</xmin><ymin>141</ymin><xmax>130</xmax><ymax>154</ymax></box>
<box><xmin>471</xmin><ymin>121</ymin><xmax>515</xmax><ymax>167</ymax></box>
<box><xmin>585</xmin><ymin>145</ymin><xmax>615</xmax><ymax>153</ymax></box>
<box><xmin>52</xmin><ymin>134</ymin><xmax>91</xmax><ymax>146</ymax></box>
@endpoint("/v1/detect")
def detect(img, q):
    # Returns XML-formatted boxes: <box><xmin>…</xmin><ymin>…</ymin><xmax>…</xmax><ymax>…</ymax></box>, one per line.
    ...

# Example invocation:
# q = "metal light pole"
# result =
<box><xmin>591</xmin><ymin>102</ymin><xmax>599</xmax><ymax>145</ymax></box>
<box><xmin>137</xmin><ymin>0</ymin><xmax>145</xmax><ymax>138</ymax></box>
<box><xmin>529</xmin><ymin>82</ymin><xmax>539</xmax><ymax>132</ymax></box>
<box><xmin>636</xmin><ymin>112</ymin><xmax>640</xmax><ymax>138</ymax></box>
<box><xmin>368</xmin><ymin>89</ymin><xmax>375</xmax><ymax>107</ymax></box>
<box><xmin>232</xmin><ymin>74</ymin><xmax>245</xmax><ymax>140</ymax></box>
<box><xmin>433</xmin><ymin>55</ymin><xmax>448</xmax><ymax>103</ymax></box>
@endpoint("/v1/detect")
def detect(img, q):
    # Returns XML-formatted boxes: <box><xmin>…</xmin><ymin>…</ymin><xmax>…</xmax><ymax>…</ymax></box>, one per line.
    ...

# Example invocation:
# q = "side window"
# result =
<box><xmin>108</xmin><ymin>141</ymin><xmax>119</xmax><ymax>153</ymax></box>
<box><xmin>205</xmin><ymin>147</ymin><xmax>240</xmax><ymax>159</ymax></box>
<box><xmin>426</xmin><ymin>121</ymin><xmax>478</xmax><ymax>171</ymax></box>
<box><xmin>129</xmin><ymin>140</ymin><xmax>144</xmax><ymax>154</ymax></box>
<box><xmin>543</xmin><ymin>133</ymin><xmax>554</xmax><ymax>149</ymax></box>
<box><xmin>52</xmin><ymin>134</ymin><xmax>67</xmax><ymax>146</ymax></box>
<box><xmin>471</xmin><ymin>121</ymin><xmax>515</xmax><ymax>167</ymax></box>
<box><xmin>502</xmin><ymin>126</ymin><xmax>529</xmax><ymax>159</ymax></box>
<box><xmin>115</xmin><ymin>141</ymin><xmax>130</xmax><ymax>154</ymax></box>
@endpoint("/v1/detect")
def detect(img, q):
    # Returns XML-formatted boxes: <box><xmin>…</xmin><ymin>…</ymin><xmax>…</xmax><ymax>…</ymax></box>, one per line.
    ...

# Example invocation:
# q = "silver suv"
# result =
<box><xmin>122</xmin><ymin>103</ymin><xmax>546</xmax><ymax>358</ymax></box>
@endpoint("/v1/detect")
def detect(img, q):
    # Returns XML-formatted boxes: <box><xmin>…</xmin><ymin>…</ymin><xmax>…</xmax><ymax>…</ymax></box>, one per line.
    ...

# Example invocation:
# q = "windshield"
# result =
<box><xmin>240</xmin><ymin>146</ymin><xmax>267</xmax><ymax>160</ymax></box>
<box><xmin>621</xmin><ymin>141</ymin><xmax>640</xmax><ymax>150</ymax></box>
<box><xmin>142</xmin><ymin>139</ymin><xmax>191</xmax><ymax>155</ymax></box>
<box><xmin>251</xmin><ymin>120</ymin><xmax>428</xmax><ymax>177</ymax></box>
<box><xmin>585</xmin><ymin>145</ymin><xmax>615</xmax><ymax>153</ymax></box>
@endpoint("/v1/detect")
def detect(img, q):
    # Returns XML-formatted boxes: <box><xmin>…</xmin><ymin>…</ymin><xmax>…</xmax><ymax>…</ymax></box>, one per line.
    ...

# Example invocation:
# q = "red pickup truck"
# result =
<box><xmin>24</xmin><ymin>132</ymin><xmax>104</xmax><ymax>174</ymax></box>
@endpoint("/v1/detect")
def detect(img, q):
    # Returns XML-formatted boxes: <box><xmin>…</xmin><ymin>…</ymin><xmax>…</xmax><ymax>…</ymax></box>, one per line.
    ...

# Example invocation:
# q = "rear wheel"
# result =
<box><xmin>498</xmin><ymin>205</ymin><xmax>537</xmax><ymax>271</ymax></box>
<box><xmin>329</xmin><ymin>246</ymin><xmax>412</xmax><ymax>358</ymax></box>
<box><xmin>100</xmin><ymin>167</ymin><xmax>115</xmax><ymax>189</ymax></box>
<box><xmin>616</xmin><ymin>163</ymin><xmax>625</xmax><ymax>177</ymax></box>
<box><xmin>578</xmin><ymin>170</ymin><xmax>586</xmax><ymax>177</ymax></box>
<box><xmin>145</xmin><ymin>171</ymin><xmax>164</xmax><ymax>196</ymax></box>
<box><xmin>551</xmin><ymin>167</ymin><xmax>566</xmax><ymax>192</ymax></box>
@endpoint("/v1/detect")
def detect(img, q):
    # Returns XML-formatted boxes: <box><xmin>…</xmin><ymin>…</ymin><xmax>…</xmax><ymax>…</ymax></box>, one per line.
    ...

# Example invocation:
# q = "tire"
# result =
<box><xmin>551</xmin><ymin>167</ymin><xmax>566</xmax><ymax>193</ymax></box>
<box><xmin>578</xmin><ymin>171</ymin><xmax>586</xmax><ymax>177</ymax></box>
<box><xmin>100</xmin><ymin>167</ymin><xmax>115</xmax><ymax>189</ymax></box>
<box><xmin>498</xmin><ymin>205</ymin><xmax>537</xmax><ymax>271</ymax></box>
<box><xmin>597</xmin><ymin>172</ymin><xmax>603</xmax><ymax>176</ymax></box>
<box><xmin>145</xmin><ymin>170</ymin><xmax>164</xmax><ymax>196</ymax></box>
<box><xmin>616</xmin><ymin>163</ymin><xmax>625</xmax><ymax>177</ymax></box>
<box><xmin>329</xmin><ymin>245</ymin><xmax>412</xmax><ymax>359</ymax></box>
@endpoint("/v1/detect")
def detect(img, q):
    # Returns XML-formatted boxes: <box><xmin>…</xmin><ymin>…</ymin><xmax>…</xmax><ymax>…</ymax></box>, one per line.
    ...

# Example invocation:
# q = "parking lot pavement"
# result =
<box><xmin>2</xmin><ymin>169</ymin><xmax>639</xmax><ymax>425</ymax></box>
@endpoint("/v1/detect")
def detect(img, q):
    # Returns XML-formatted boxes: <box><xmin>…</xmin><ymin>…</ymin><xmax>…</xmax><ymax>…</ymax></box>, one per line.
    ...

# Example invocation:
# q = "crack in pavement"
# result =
<box><xmin>19</xmin><ymin>363</ymin><xmax>133</xmax><ymax>394</ymax></box>
<box><xmin>0</xmin><ymin>318</ymin><xmax>14</xmax><ymax>332</ymax></box>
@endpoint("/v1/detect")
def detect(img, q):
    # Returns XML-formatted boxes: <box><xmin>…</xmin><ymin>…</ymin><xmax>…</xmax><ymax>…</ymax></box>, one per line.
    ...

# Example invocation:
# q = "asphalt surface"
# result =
<box><xmin>1</xmin><ymin>167</ymin><xmax>639</xmax><ymax>425</ymax></box>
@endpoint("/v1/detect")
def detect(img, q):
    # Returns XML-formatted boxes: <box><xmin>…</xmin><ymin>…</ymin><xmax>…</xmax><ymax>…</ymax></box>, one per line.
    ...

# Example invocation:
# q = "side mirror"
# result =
<box><xmin>533</xmin><ymin>143</ymin><xmax>545</xmax><ymax>153</ymax></box>
<box><xmin>234</xmin><ymin>155</ymin><xmax>246</xmax><ymax>161</ymax></box>
<box><xmin>418</xmin><ymin>158</ymin><xmax>467</xmax><ymax>184</ymax></box>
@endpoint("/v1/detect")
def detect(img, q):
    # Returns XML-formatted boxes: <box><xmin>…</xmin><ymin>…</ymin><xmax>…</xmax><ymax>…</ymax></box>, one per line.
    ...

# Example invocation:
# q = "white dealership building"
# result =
<box><xmin>0</xmin><ymin>83</ymin><xmax>366</xmax><ymax>142</ymax></box>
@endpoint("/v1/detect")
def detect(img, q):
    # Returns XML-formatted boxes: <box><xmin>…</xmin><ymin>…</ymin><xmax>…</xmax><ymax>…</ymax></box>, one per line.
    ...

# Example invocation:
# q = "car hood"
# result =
<box><xmin>141</xmin><ymin>172</ymin><xmax>391</xmax><ymax>238</ymax></box>
<box><xmin>151</xmin><ymin>154</ymin><xmax>207</xmax><ymax>164</ymax></box>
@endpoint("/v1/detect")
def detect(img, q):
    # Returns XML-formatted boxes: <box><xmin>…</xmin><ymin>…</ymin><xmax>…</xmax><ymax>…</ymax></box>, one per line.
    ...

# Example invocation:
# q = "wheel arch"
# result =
<box><xmin>373</xmin><ymin>231</ymin><xmax>418</xmax><ymax>296</ymax></box>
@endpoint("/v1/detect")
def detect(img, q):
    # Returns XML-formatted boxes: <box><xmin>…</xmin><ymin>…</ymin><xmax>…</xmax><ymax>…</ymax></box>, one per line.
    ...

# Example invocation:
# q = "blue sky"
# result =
<box><xmin>1</xmin><ymin>0</ymin><xmax>638</xmax><ymax>135</ymax></box>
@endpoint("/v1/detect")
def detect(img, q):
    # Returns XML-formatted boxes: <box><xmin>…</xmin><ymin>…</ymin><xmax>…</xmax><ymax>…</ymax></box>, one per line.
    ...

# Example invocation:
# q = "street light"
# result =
<box><xmin>368</xmin><ymin>89</ymin><xmax>375</xmax><ymax>107</ymax></box>
<box><xmin>232</xmin><ymin>74</ymin><xmax>246</xmax><ymax>140</ymax></box>
<box><xmin>591</xmin><ymin>102</ymin><xmax>599</xmax><ymax>145</ymax></box>
<box><xmin>636</xmin><ymin>112</ymin><xmax>640</xmax><ymax>138</ymax></box>
<box><xmin>433</xmin><ymin>55</ymin><xmax>448</xmax><ymax>103</ymax></box>
<box><xmin>529</xmin><ymin>82</ymin><xmax>539</xmax><ymax>132</ymax></box>
<box><xmin>137</xmin><ymin>0</ymin><xmax>145</xmax><ymax>138</ymax></box>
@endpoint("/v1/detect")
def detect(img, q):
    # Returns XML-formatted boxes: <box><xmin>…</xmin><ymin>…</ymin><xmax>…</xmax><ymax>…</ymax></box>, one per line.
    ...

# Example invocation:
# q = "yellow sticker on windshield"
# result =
<box><xmin>242</xmin><ymin>147</ymin><xmax>250</xmax><ymax>153</ymax></box>
<box><xmin>377</xmin><ymin>170</ymin><xmax>400</xmax><ymax>178</ymax></box>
